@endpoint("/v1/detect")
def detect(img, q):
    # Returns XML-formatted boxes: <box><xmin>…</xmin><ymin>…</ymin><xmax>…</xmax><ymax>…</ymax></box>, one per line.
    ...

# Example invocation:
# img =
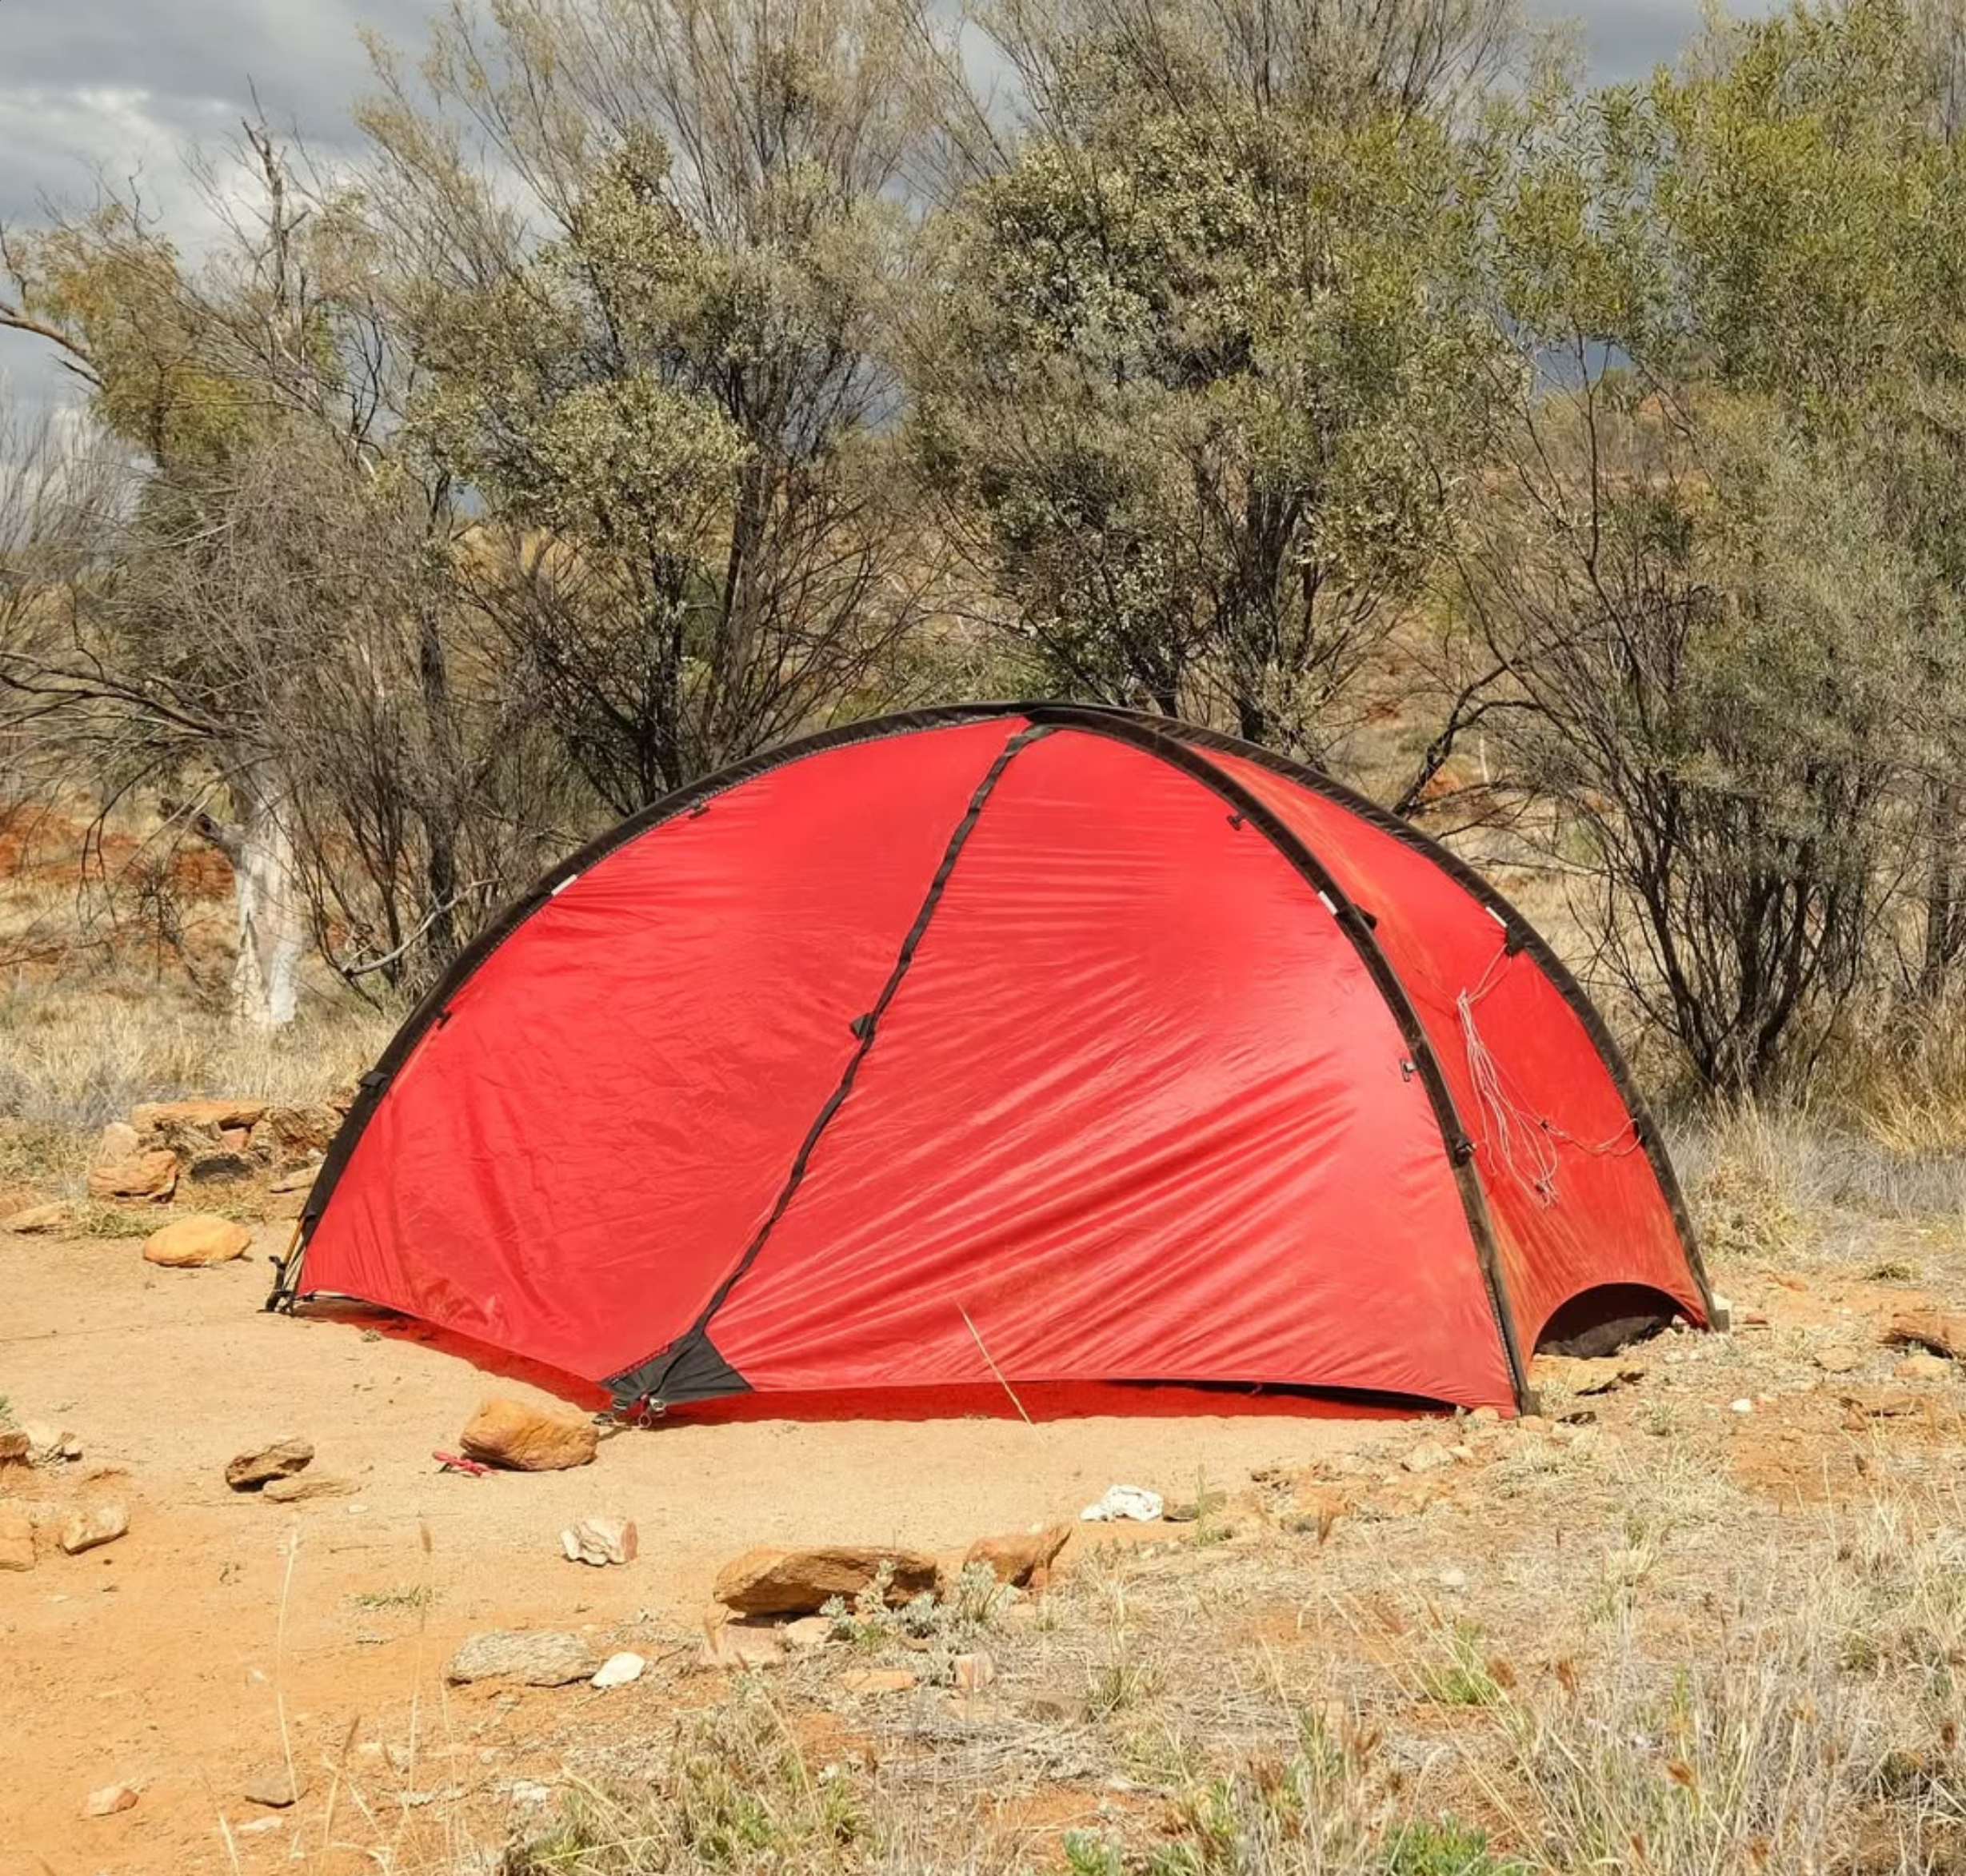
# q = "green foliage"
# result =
<box><xmin>819</xmin><ymin>1560</ymin><xmax>1009</xmax><ymax>1685</ymax></box>
<box><xmin>504</xmin><ymin>1692</ymin><xmax>865</xmax><ymax>1873</ymax></box>
<box><xmin>1379</xmin><ymin>1818</ymin><xmax>1526</xmax><ymax>1876</ymax></box>
<box><xmin>917</xmin><ymin>12</ymin><xmax>1512</xmax><ymax>755</ymax></box>
<box><xmin>1473</xmin><ymin>0</ymin><xmax>1966</xmax><ymax>1092</ymax></box>
<box><xmin>1421</xmin><ymin>1623</ymin><xmax>1504</xmax><ymax>1708</ymax></box>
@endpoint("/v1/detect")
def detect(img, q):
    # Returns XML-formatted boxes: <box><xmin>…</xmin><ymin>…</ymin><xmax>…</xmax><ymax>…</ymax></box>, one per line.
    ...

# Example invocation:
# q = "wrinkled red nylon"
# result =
<box><xmin>297</xmin><ymin>719</ymin><xmax>1024</xmax><ymax>1383</ymax></box>
<box><xmin>708</xmin><ymin>729</ymin><xmax>1514</xmax><ymax>1408</ymax></box>
<box><xmin>1204</xmin><ymin>751</ymin><xmax>1705</xmax><ymax>1348</ymax></box>
<box><xmin>298</xmin><ymin>710</ymin><xmax>1700</xmax><ymax>1413</ymax></box>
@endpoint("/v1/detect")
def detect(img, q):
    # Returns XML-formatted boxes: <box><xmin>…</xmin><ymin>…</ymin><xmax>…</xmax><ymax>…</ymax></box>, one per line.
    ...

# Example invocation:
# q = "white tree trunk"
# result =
<box><xmin>226</xmin><ymin>770</ymin><xmax>306</xmax><ymax>1029</ymax></box>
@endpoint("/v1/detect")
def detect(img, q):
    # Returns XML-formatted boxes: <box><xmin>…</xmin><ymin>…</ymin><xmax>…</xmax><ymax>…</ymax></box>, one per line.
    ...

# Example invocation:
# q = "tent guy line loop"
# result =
<box><xmin>1458</xmin><ymin>941</ymin><xmax>1644</xmax><ymax>1209</ymax></box>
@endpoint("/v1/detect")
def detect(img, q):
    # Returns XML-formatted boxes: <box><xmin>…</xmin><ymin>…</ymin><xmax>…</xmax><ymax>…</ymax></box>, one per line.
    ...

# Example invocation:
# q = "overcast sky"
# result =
<box><xmin>0</xmin><ymin>0</ymin><xmax>1743</xmax><ymax>425</ymax></box>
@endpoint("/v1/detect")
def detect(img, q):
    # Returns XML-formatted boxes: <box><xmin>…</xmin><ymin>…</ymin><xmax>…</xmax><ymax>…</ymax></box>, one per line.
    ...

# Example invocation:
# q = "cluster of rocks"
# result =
<box><xmin>440</xmin><ymin>1523</ymin><xmax>1070</xmax><ymax>1699</ymax></box>
<box><xmin>223</xmin><ymin>1435</ymin><xmax>358</xmax><ymax>1503</ymax></box>
<box><xmin>2</xmin><ymin>1088</ymin><xmax>350</xmax><ymax>1239</ymax></box>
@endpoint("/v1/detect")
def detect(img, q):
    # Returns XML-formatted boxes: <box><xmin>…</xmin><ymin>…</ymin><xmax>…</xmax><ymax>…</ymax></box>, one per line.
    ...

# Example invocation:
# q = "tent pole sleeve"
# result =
<box><xmin>1017</xmin><ymin>704</ymin><xmax>1537</xmax><ymax>1416</ymax></box>
<box><xmin>602</xmin><ymin>720</ymin><xmax>1056</xmax><ymax>1410</ymax></box>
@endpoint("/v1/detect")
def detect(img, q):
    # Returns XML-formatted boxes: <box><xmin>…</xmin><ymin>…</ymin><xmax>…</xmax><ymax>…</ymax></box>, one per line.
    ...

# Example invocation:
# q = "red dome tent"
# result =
<box><xmin>274</xmin><ymin>704</ymin><xmax>1710</xmax><ymax>1416</ymax></box>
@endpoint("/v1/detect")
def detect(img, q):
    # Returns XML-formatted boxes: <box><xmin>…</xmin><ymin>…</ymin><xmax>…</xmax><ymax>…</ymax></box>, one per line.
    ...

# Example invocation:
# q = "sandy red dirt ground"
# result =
<box><xmin>2</xmin><ymin>1226</ymin><xmax>1402</xmax><ymax>1871</ymax></box>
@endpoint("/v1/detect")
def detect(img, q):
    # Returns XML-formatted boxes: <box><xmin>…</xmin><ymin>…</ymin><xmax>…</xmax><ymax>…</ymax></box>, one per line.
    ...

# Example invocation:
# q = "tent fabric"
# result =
<box><xmin>279</xmin><ymin>702</ymin><xmax>1712</xmax><ymax>1416</ymax></box>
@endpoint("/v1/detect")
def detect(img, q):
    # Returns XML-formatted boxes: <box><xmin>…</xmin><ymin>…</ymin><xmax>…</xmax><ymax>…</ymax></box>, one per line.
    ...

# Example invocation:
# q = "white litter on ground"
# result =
<box><xmin>1079</xmin><ymin>1484</ymin><xmax>1164</xmax><ymax>1523</ymax></box>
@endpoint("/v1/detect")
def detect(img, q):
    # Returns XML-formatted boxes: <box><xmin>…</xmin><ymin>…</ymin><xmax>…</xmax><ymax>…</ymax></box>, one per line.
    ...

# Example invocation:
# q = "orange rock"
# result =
<box><xmin>840</xmin><ymin>1666</ymin><xmax>917</xmax><ymax>1694</ymax></box>
<box><xmin>130</xmin><ymin>1098</ymin><xmax>267</xmax><ymax>1134</ymax></box>
<box><xmin>1883</xmin><ymin>1310</ymin><xmax>1966</xmax><ymax>1361</ymax></box>
<box><xmin>459</xmin><ymin>1397</ymin><xmax>598</xmax><ymax>1472</ymax></box>
<box><xmin>713</xmin><ymin>1543</ymin><xmax>940</xmax><ymax>1615</ymax></box>
<box><xmin>88</xmin><ymin>1151</ymin><xmax>178</xmax><ymax>1202</ymax></box>
<box><xmin>963</xmin><ymin>1520</ymin><xmax>1072</xmax><ymax>1587</ymax></box>
<box><xmin>142</xmin><ymin>1215</ymin><xmax>252</xmax><ymax>1267</ymax></box>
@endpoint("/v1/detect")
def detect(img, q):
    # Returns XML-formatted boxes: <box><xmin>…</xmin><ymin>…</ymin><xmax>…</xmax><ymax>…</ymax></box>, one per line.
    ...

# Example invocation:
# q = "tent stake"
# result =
<box><xmin>958</xmin><ymin>1304</ymin><xmax>1033</xmax><ymax>1427</ymax></box>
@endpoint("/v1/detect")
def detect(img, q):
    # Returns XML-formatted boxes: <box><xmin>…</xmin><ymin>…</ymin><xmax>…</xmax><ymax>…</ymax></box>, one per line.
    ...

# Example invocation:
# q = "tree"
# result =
<box><xmin>358</xmin><ymin>0</ymin><xmax>952</xmax><ymax>812</ymax></box>
<box><xmin>0</xmin><ymin>128</ymin><xmax>562</xmax><ymax>1021</ymax></box>
<box><xmin>1467</xmin><ymin>0</ymin><xmax>1966</xmax><ymax>1092</ymax></box>
<box><xmin>910</xmin><ymin>0</ymin><xmax>1515</xmax><ymax>773</ymax></box>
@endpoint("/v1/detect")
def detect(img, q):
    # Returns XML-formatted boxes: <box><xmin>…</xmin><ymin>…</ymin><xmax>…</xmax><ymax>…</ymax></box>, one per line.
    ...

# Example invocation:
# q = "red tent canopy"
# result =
<box><xmin>277</xmin><ymin>704</ymin><xmax>1710</xmax><ymax>1415</ymax></box>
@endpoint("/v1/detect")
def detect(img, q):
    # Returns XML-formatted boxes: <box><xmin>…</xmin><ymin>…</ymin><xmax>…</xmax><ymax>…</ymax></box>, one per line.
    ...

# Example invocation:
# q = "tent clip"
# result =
<box><xmin>1226</xmin><ymin>811</ymin><xmax>1245</xmax><ymax>830</ymax></box>
<box><xmin>849</xmin><ymin>1012</ymin><xmax>875</xmax><ymax>1041</ymax></box>
<box><xmin>1451</xmin><ymin>1135</ymin><xmax>1476</xmax><ymax>1165</ymax></box>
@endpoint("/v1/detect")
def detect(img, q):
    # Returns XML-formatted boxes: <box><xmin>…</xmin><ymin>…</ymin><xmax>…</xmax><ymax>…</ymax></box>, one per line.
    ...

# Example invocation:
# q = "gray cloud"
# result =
<box><xmin>0</xmin><ymin>0</ymin><xmax>1752</xmax><ymax>425</ymax></box>
<box><xmin>1</xmin><ymin>0</ymin><xmax>442</xmax><ymax>421</ymax></box>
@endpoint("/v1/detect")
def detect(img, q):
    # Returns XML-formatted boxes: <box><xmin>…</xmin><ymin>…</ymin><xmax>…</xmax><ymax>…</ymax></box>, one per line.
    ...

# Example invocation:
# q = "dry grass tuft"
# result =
<box><xmin>0</xmin><ymin>978</ymin><xmax>395</xmax><ymax>1136</ymax></box>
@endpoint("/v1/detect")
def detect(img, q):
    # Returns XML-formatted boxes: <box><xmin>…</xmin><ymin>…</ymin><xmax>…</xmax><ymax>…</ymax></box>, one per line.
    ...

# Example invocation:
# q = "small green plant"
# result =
<box><xmin>821</xmin><ymin>1560</ymin><xmax>1006</xmax><ymax>1656</ymax></box>
<box><xmin>1189</xmin><ymin>1466</ymin><xmax>1231</xmax><ymax>1547</ymax></box>
<box><xmin>347</xmin><ymin>1584</ymin><xmax>439</xmax><ymax>1612</ymax></box>
<box><xmin>72</xmin><ymin>1201</ymin><xmax>158</xmax><ymax>1239</ymax></box>
<box><xmin>0</xmin><ymin>1396</ymin><xmax>13</xmax><ymax>1428</ymax></box>
<box><xmin>1061</xmin><ymin>1831</ymin><xmax>1127</xmax><ymax>1876</ymax></box>
<box><xmin>1085</xmin><ymin>1650</ymin><xmax>1162</xmax><ymax>1718</ymax></box>
<box><xmin>1421</xmin><ymin>1623</ymin><xmax>1504</xmax><ymax>1708</ymax></box>
<box><xmin>1381</xmin><ymin>1817</ymin><xmax>1527</xmax><ymax>1874</ymax></box>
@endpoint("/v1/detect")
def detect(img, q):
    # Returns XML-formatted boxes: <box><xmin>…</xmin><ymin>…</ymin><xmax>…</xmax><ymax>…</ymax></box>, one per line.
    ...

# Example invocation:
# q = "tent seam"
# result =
<box><xmin>600</xmin><ymin>720</ymin><xmax>1055</xmax><ymax>1408</ymax></box>
<box><xmin>1015</xmin><ymin>707</ymin><xmax>1536</xmax><ymax>1415</ymax></box>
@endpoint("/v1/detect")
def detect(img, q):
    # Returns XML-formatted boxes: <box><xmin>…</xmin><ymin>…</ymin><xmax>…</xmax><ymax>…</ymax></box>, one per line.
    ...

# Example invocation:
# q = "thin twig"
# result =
<box><xmin>957</xmin><ymin>1303</ymin><xmax>1033</xmax><ymax>1427</ymax></box>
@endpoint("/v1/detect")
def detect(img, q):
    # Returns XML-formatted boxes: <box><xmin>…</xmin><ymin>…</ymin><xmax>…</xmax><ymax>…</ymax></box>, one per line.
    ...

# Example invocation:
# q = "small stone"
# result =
<box><xmin>268</xmin><ymin>1164</ymin><xmax>320</xmax><ymax>1195</ymax></box>
<box><xmin>0</xmin><ymin>1430</ymin><xmax>25</xmax><ymax>1467</ymax></box>
<box><xmin>83</xmin><ymin>1781</ymin><xmax>139</xmax><ymax>1817</ymax></box>
<box><xmin>0</xmin><ymin>1505</ymin><xmax>35</xmax><ymax>1571</ymax></box>
<box><xmin>590</xmin><ymin>1651</ymin><xmax>645</xmax><ymax>1689</ymax></box>
<box><xmin>1437</xmin><ymin>1568</ymin><xmax>1469</xmax><ymax>1591</ymax></box>
<box><xmin>90</xmin><ymin>1150</ymin><xmax>178</xmax><ymax>1202</ymax></box>
<box><xmin>701</xmin><ymin>1618</ymin><xmax>787</xmax><ymax>1668</ymax></box>
<box><xmin>1729</xmin><ymin>1399</ymin><xmax>1754</xmax><ymax>1415</ymax></box>
<box><xmin>262</xmin><ymin>1473</ymin><xmax>355</xmax><ymax>1503</ymax></box>
<box><xmin>23</xmin><ymin>1421</ymin><xmax>81</xmax><ymax>1464</ymax></box>
<box><xmin>952</xmin><ymin>1650</ymin><xmax>994</xmax><ymax>1691</ymax></box>
<box><xmin>840</xmin><ymin>1666</ymin><xmax>917</xmax><ymax>1694</ymax></box>
<box><xmin>1896</xmin><ymin>1352</ymin><xmax>1953</xmax><ymax>1383</ymax></box>
<box><xmin>93</xmin><ymin>1121</ymin><xmax>141</xmax><ymax>1165</ymax></box>
<box><xmin>511</xmin><ymin>1779</ymin><xmax>553</xmax><ymax>1807</ymax></box>
<box><xmin>226</xmin><ymin>1438</ymin><xmax>314</xmax><ymax>1491</ymax></box>
<box><xmin>1402</xmin><ymin>1440</ymin><xmax>1454</xmax><ymax>1474</ymax></box>
<box><xmin>446</xmin><ymin>1630</ymin><xmax>595</xmax><ymax>1686</ymax></box>
<box><xmin>142</xmin><ymin>1215</ymin><xmax>252</xmax><ymax>1267</ymax></box>
<box><xmin>1447</xmin><ymin>1443</ymin><xmax>1476</xmax><ymax>1463</ymax></box>
<box><xmin>963</xmin><ymin>1521</ymin><xmax>1072</xmax><ymax>1587</ymax></box>
<box><xmin>1468</xmin><ymin>1406</ymin><xmax>1501</xmax><ymax>1426</ymax></box>
<box><xmin>781</xmin><ymin>1615</ymin><xmax>835</xmax><ymax>1652</ymax></box>
<box><xmin>460</xmin><ymin>1398</ymin><xmax>598</xmax><ymax>1472</ymax></box>
<box><xmin>241</xmin><ymin>1765</ymin><xmax>303</xmax><ymax>1808</ymax></box>
<box><xmin>713</xmin><ymin>1543</ymin><xmax>940</xmax><ymax>1617</ymax></box>
<box><xmin>2</xmin><ymin>1200</ymin><xmax>74</xmax><ymax>1232</ymax></box>
<box><xmin>60</xmin><ymin>1502</ymin><xmax>129</xmax><ymax>1555</ymax></box>
<box><xmin>559</xmin><ymin>1514</ymin><xmax>637</xmax><ymax>1566</ymax></box>
<box><xmin>1813</xmin><ymin>1345</ymin><xmax>1862</xmax><ymax>1374</ymax></box>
